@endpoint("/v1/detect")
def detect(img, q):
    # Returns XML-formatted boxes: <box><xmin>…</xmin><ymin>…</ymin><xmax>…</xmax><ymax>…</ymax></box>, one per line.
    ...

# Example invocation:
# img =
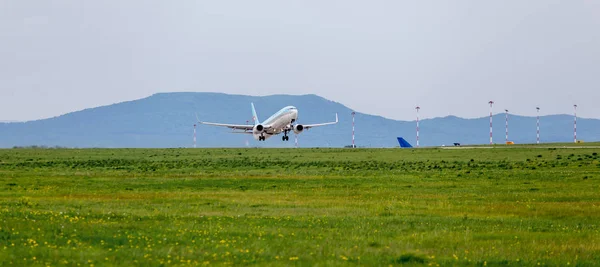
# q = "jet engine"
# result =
<box><xmin>253</xmin><ymin>124</ymin><xmax>264</xmax><ymax>134</ymax></box>
<box><xmin>293</xmin><ymin>124</ymin><xmax>304</xmax><ymax>134</ymax></box>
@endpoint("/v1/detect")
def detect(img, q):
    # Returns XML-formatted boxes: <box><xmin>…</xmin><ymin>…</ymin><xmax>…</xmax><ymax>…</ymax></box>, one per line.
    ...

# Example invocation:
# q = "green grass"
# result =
<box><xmin>1</xmin><ymin>147</ymin><xmax>599</xmax><ymax>266</ymax></box>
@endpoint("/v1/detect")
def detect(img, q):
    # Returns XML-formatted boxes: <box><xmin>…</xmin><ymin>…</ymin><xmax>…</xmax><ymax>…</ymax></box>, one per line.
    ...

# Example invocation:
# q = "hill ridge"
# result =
<box><xmin>0</xmin><ymin>92</ymin><xmax>598</xmax><ymax>148</ymax></box>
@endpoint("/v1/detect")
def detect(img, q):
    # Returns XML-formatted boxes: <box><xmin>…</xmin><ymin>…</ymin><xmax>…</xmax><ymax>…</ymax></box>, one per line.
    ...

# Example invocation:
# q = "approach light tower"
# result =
<box><xmin>351</xmin><ymin>111</ymin><xmax>356</xmax><ymax>148</ymax></box>
<box><xmin>415</xmin><ymin>106</ymin><xmax>420</xmax><ymax>148</ymax></box>
<box><xmin>536</xmin><ymin>107</ymin><xmax>540</xmax><ymax>144</ymax></box>
<box><xmin>574</xmin><ymin>104</ymin><xmax>578</xmax><ymax>143</ymax></box>
<box><xmin>193</xmin><ymin>124</ymin><xmax>197</xmax><ymax>148</ymax></box>
<box><xmin>505</xmin><ymin>109</ymin><xmax>509</xmax><ymax>143</ymax></box>
<box><xmin>246</xmin><ymin>120</ymin><xmax>251</xmax><ymax>145</ymax></box>
<box><xmin>489</xmin><ymin>101</ymin><xmax>494</xmax><ymax>145</ymax></box>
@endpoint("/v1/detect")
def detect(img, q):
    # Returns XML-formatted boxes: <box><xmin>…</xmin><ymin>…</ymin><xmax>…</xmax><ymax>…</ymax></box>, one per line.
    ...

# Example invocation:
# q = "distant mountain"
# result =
<box><xmin>0</xmin><ymin>92</ymin><xmax>598</xmax><ymax>148</ymax></box>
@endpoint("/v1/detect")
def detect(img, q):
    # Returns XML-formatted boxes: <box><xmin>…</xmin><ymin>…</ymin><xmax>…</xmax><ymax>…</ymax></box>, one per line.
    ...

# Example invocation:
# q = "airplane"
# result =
<box><xmin>197</xmin><ymin>103</ymin><xmax>338</xmax><ymax>141</ymax></box>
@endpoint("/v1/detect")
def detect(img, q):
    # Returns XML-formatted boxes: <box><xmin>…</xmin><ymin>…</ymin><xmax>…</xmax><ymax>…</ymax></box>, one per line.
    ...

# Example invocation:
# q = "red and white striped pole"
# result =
<box><xmin>574</xmin><ymin>104</ymin><xmax>578</xmax><ymax>143</ymax></box>
<box><xmin>295</xmin><ymin>134</ymin><xmax>298</xmax><ymax>148</ymax></box>
<box><xmin>246</xmin><ymin>120</ymin><xmax>250</xmax><ymax>145</ymax></box>
<box><xmin>489</xmin><ymin>101</ymin><xmax>494</xmax><ymax>145</ymax></box>
<box><xmin>415</xmin><ymin>106</ymin><xmax>420</xmax><ymax>148</ymax></box>
<box><xmin>193</xmin><ymin>124</ymin><xmax>197</xmax><ymax>148</ymax></box>
<box><xmin>505</xmin><ymin>109</ymin><xmax>509</xmax><ymax>143</ymax></box>
<box><xmin>536</xmin><ymin>107</ymin><xmax>540</xmax><ymax>144</ymax></box>
<box><xmin>351</xmin><ymin>112</ymin><xmax>356</xmax><ymax>148</ymax></box>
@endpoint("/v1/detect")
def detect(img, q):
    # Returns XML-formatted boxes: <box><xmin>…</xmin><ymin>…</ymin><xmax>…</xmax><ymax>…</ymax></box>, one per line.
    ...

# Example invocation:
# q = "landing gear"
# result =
<box><xmin>282</xmin><ymin>130</ymin><xmax>290</xmax><ymax>141</ymax></box>
<box><xmin>259</xmin><ymin>135</ymin><xmax>265</xmax><ymax>141</ymax></box>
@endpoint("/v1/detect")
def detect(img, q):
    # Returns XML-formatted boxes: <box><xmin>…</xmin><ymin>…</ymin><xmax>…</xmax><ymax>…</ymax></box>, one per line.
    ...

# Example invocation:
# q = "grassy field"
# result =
<box><xmin>1</xmin><ymin>146</ymin><xmax>599</xmax><ymax>266</ymax></box>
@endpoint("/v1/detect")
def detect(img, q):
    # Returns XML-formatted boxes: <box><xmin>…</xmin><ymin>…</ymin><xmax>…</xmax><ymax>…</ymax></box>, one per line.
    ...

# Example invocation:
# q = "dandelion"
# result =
<box><xmin>289</xmin><ymin>257</ymin><xmax>299</xmax><ymax>261</ymax></box>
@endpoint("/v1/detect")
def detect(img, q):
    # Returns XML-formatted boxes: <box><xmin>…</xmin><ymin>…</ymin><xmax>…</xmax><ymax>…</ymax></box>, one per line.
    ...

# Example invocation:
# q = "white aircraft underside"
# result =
<box><xmin>197</xmin><ymin>103</ymin><xmax>338</xmax><ymax>141</ymax></box>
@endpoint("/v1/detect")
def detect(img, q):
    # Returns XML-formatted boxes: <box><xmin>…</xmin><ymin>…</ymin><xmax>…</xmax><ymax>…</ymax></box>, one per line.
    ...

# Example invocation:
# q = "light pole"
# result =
<box><xmin>505</xmin><ymin>109</ymin><xmax>509</xmax><ymax>143</ymax></box>
<box><xmin>351</xmin><ymin>112</ymin><xmax>356</xmax><ymax>148</ymax></box>
<box><xmin>193</xmin><ymin>124</ymin><xmax>197</xmax><ymax>148</ymax></box>
<box><xmin>488</xmin><ymin>101</ymin><xmax>494</xmax><ymax>145</ymax></box>
<box><xmin>246</xmin><ymin>120</ymin><xmax>250</xmax><ymax>145</ymax></box>
<box><xmin>574</xmin><ymin>104</ymin><xmax>578</xmax><ymax>143</ymax></box>
<box><xmin>415</xmin><ymin>106</ymin><xmax>420</xmax><ymax>148</ymax></box>
<box><xmin>536</xmin><ymin>107</ymin><xmax>540</xmax><ymax>144</ymax></box>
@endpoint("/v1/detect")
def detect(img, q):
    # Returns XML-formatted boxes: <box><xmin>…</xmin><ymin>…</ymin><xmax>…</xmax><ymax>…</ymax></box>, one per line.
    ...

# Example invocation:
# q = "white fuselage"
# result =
<box><xmin>254</xmin><ymin>106</ymin><xmax>298</xmax><ymax>140</ymax></box>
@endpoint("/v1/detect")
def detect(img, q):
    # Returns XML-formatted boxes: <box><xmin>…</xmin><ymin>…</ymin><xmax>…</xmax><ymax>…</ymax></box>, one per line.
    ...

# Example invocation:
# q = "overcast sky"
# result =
<box><xmin>1</xmin><ymin>1</ymin><xmax>599</xmax><ymax>121</ymax></box>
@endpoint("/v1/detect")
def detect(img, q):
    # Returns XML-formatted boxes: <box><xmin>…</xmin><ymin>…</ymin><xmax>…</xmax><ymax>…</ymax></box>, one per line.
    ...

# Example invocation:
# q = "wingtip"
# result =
<box><xmin>335</xmin><ymin>113</ymin><xmax>339</xmax><ymax>123</ymax></box>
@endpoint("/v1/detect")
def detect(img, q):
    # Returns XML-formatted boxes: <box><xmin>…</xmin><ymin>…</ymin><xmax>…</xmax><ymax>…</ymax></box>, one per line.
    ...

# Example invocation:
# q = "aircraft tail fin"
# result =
<box><xmin>397</xmin><ymin>137</ymin><xmax>413</xmax><ymax>148</ymax></box>
<box><xmin>251</xmin><ymin>103</ymin><xmax>260</xmax><ymax>125</ymax></box>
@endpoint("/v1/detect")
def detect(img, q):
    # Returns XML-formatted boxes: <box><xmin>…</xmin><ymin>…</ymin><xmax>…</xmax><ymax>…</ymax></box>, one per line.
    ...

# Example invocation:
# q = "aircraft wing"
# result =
<box><xmin>303</xmin><ymin>113</ymin><xmax>338</xmax><ymax>130</ymax></box>
<box><xmin>197</xmin><ymin>114</ymin><xmax>255</xmax><ymax>131</ymax></box>
<box><xmin>198</xmin><ymin>121</ymin><xmax>254</xmax><ymax>131</ymax></box>
<box><xmin>230</xmin><ymin>131</ymin><xmax>254</xmax><ymax>134</ymax></box>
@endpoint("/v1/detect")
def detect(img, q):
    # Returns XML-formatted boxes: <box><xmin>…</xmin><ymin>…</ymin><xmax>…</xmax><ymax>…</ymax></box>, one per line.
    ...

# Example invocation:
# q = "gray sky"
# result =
<box><xmin>1</xmin><ymin>1</ymin><xmax>599</xmax><ymax>121</ymax></box>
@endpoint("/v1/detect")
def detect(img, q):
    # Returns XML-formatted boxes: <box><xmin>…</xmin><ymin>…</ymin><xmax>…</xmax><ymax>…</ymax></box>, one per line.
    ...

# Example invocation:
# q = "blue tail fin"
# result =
<box><xmin>397</xmin><ymin>137</ymin><xmax>413</xmax><ymax>148</ymax></box>
<box><xmin>251</xmin><ymin>103</ymin><xmax>260</xmax><ymax>125</ymax></box>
